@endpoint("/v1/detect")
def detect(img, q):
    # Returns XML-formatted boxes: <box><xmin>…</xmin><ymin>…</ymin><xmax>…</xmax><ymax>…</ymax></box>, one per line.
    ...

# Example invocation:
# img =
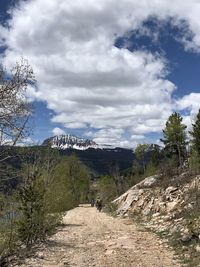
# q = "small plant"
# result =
<box><xmin>104</xmin><ymin>202</ymin><xmax>118</xmax><ymax>217</ymax></box>
<box><xmin>17</xmin><ymin>171</ymin><xmax>61</xmax><ymax>248</ymax></box>
<box><xmin>0</xmin><ymin>196</ymin><xmax>18</xmax><ymax>266</ymax></box>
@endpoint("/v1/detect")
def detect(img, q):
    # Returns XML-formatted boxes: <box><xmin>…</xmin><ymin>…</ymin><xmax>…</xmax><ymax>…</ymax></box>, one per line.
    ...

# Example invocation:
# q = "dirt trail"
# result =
<box><xmin>15</xmin><ymin>205</ymin><xmax>182</xmax><ymax>267</ymax></box>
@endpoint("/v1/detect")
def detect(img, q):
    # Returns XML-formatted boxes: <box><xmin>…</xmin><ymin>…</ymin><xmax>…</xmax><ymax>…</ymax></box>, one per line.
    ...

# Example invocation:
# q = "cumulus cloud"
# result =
<box><xmin>1</xmin><ymin>0</ymin><xmax>200</xmax><ymax>146</ymax></box>
<box><xmin>176</xmin><ymin>93</ymin><xmax>200</xmax><ymax>130</ymax></box>
<box><xmin>176</xmin><ymin>93</ymin><xmax>200</xmax><ymax>115</ymax></box>
<box><xmin>52</xmin><ymin>127</ymin><xmax>66</xmax><ymax>136</ymax></box>
<box><xmin>92</xmin><ymin>128</ymin><xmax>125</xmax><ymax>146</ymax></box>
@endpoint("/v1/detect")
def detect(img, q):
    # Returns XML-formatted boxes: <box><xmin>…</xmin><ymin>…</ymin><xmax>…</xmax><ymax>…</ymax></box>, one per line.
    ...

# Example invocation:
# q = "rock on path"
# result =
<box><xmin>14</xmin><ymin>205</ymin><xmax>182</xmax><ymax>267</ymax></box>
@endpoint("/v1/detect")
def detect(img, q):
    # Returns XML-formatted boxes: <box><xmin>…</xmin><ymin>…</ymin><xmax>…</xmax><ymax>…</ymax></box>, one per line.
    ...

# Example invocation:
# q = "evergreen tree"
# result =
<box><xmin>47</xmin><ymin>154</ymin><xmax>90</xmax><ymax>211</ymax></box>
<box><xmin>190</xmin><ymin>109</ymin><xmax>200</xmax><ymax>157</ymax></box>
<box><xmin>161</xmin><ymin>112</ymin><xmax>187</xmax><ymax>166</ymax></box>
<box><xmin>135</xmin><ymin>144</ymin><xmax>149</xmax><ymax>173</ymax></box>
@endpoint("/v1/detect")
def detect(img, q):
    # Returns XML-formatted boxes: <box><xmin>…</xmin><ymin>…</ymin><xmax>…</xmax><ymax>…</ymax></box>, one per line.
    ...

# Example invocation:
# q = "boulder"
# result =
<box><xmin>142</xmin><ymin>175</ymin><xmax>158</xmax><ymax>187</ymax></box>
<box><xmin>165</xmin><ymin>186</ymin><xmax>178</xmax><ymax>195</ymax></box>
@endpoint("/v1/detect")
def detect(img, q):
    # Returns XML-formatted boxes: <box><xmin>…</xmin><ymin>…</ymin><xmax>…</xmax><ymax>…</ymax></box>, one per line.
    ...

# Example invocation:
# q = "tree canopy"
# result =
<box><xmin>0</xmin><ymin>59</ymin><xmax>35</xmax><ymax>147</ymax></box>
<box><xmin>161</xmin><ymin>112</ymin><xmax>187</xmax><ymax>166</ymax></box>
<box><xmin>190</xmin><ymin>109</ymin><xmax>200</xmax><ymax>157</ymax></box>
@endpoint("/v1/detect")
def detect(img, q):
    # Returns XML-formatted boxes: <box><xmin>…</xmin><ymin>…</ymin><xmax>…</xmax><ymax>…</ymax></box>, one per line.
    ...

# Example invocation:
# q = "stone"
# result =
<box><xmin>142</xmin><ymin>176</ymin><xmax>158</xmax><ymax>187</ymax></box>
<box><xmin>105</xmin><ymin>249</ymin><xmax>115</xmax><ymax>255</ymax></box>
<box><xmin>36</xmin><ymin>252</ymin><xmax>44</xmax><ymax>259</ymax></box>
<box><xmin>166</xmin><ymin>200</ymin><xmax>179</xmax><ymax>212</ymax></box>
<box><xmin>165</xmin><ymin>186</ymin><xmax>178</xmax><ymax>195</ymax></box>
<box><xmin>195</xmin><ymin>245</ymin><xmax>200</xmax><ymax>253</ymax></box>
<box><xmin>181</xmin><ymin>233</ymin><xmax>192</xmax><ymax>243</ymax></box>
<box><xmin>107</xmin><ymin>241</ymin><xmax>117</xmax><ymax>247</ymax></box>
<box><xmin>170</xmin><ymin>225</ymin><xmax>180</xmax><ymax>235</ymax></box>
<box><xmin>88</xmin><ymin>242</ymin><xmax>96</xmax><ymax>246</ymax></box>
<box><xmin>63</xmin><ymin>262</ymin><xmax>70</xmax><ymax>266</ymax></box>
<box><xmin>142</xmin><ymin>208</ymin><xmax>151</xmax><ymax>216</ymax></box>
<box><xmin>114</xmin><ymin>188</ymin><xmax>145</xmax><ymax>215</ymax></box>
<box><xmin>152</xmin><ymin>212</ymin><xmax>160</xmax><ymax>218</ymax></box>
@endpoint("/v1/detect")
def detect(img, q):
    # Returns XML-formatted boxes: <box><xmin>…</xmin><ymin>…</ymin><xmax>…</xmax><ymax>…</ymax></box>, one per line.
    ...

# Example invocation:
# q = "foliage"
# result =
<box><xmin>17</xmin><ymin>153</ymin><xmax>61</xmax><ymax>248</ymax></box>
<box><xmin>0</xmin><ymin>59</ymin><xmax>35</xmax><ymax>148</ymax></box>
<box><xmin>161</xmin><ymin>112</ymin><xmax>187</xmax><ymax>166</ymax></box>
<box><xmin>158</xmin><ymin>156</ymin><xmax>179</xmax><ymax>177</ymax></box>
<box><xmin>104</xmin><ymin>202</ymin><xmax>118</xmax><ymax>217</ymax></box>
<box><xmin>65</xmin><ymin>154</ymin><xmax>90</xmax><ymax>205</ymax></box>
<box><xmin>0</xmin><ymin>59</ymin><xmax>35</xmax><ymax>264</ymax></box>
<box><xmin>0</xmin><ymin>149</ymin><xmax>91</xmax><ymax>263</ymax></box>
<box><xmin>98</xmin><ymin>175</ymin><xmax>118</xmax><ymax>203</ymax></box>
<box><xmin>0</xmin><ymin>195</ymin><xmax>18</xmax><ymax>266</ymax></box>
<box><xmin>109</xmin><ymin>163</ymin><xmax>125</xmax><ymax>195</ymax></box>
<box><xmin>189</xmin><ymin>109</ymin><xmax>200</xmax><ymax>170</ymax></box>
<box><xmin>131</xmin><ymin>160</ymin><xmax>141</xmax><ymax>177</ymax></box>
<box><xmin>134</xmin><ymin>144</ymin><xmax>149</xmax><ymax>173</ymax></box>
<box><xmin>188</xmin><ymin>148</ymin><xmax>200</xmax><ymax>171</ymax></box>
<box><xmin>144</xmin><ymin>160</ymin><xmax>157</xmax><ymax>176</ymax></box>
<box><xmin>46</xmin><ymin>154</ymin><xmax>91</xmax><ymax>212</ymax></box>
<box><xmin>190</xmin><ymin>109</ymin><xmax>200</xmax><ymax>156</ymax></box>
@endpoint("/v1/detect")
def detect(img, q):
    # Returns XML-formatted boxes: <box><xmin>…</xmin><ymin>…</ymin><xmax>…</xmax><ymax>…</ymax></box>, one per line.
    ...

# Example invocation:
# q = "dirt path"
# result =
<box><xmin>15</xmin><ymin>205</ymin><xmax>182</xmax><ymax>267</ymax></box>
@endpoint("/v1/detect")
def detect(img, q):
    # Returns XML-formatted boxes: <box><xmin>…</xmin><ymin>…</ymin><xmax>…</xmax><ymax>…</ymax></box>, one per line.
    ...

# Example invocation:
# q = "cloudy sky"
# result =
<box><xmin>0</xmin><ymin>0</ymin><xmax>200</xmax><ymax>147</ymax></box>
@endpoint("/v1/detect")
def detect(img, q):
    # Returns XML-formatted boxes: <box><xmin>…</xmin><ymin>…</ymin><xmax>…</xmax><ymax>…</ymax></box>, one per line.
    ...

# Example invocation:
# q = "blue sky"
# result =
<box><xmin>0</xmin><ymin>0</ymin><xmax>200</xmax><ymax>147</ymax></box>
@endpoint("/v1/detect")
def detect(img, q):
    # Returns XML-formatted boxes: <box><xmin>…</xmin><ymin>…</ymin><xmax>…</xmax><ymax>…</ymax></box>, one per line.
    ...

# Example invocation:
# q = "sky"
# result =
<box><xmin>0</xmin><ymin>0</ymin><xmax>200</xmax><ymax>147</ymax></box>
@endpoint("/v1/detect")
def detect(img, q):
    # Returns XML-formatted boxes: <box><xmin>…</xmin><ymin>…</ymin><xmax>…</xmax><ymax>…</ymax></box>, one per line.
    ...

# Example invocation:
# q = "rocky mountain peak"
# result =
<box><xmin>42</xmin><ymin>134</ymin><xmax>100</xmax><ymax>150</ymax></box>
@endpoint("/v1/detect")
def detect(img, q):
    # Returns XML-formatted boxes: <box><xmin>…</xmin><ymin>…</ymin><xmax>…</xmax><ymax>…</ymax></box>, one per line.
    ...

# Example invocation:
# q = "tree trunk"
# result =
<box><xmin>177</xmin><ymin>143</ymin><xmax>182</xmax><ymax>167</ymax></box>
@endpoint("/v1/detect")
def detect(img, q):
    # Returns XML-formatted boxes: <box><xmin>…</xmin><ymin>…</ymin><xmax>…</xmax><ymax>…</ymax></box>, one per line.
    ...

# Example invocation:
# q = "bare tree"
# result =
<box><xmin>109</xmin><ymin>162</ymin><xmax>124</xmax><ymax>195</ymax></box>
<box><xmin>0</xmin><ymin>58</ymin><xmax>35</xmax><ymax>147</ymax></box>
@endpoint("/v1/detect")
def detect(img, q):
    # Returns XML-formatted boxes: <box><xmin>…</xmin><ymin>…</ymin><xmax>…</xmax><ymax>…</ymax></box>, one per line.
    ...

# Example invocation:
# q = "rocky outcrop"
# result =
<box><xmin>114</xmin><ymin>174</ymin><xmax>200</xmax><ymax>217</ymax></box>
<box><xmin>113</xmin><ymin>175</ymin><xmax>158</xmax><ymax>215</ymax></box>
<box><xmin>113</xmin><ymin>173</ymin><xmax>200</xmax><ymax>258</ymax></box>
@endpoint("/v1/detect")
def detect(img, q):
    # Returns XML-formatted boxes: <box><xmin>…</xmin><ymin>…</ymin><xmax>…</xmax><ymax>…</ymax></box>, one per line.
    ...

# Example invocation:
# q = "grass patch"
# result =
<box><xmin>103</xmin><ymin>202</ymin><xmax>118</xmax><ymax>217</ymax></box>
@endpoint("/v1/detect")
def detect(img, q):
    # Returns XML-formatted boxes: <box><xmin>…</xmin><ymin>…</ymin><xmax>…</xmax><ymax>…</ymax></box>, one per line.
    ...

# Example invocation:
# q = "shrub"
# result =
<box><xmin>17</xmin><ymin>171</ymin><xmax>61</xmax><ymax>248</ymax></box>
<box><xmin>0</xmin><ymin>195</ymin><xmax>18</xmax><ymax>265</ymax></box>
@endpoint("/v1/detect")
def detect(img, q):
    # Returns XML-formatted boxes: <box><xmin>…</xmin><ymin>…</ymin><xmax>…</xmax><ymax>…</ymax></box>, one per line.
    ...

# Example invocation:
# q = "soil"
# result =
<box><xmin>13</xmin><ymin>205</ymin><xmax>182</xmax><ymax>267</ymax></box>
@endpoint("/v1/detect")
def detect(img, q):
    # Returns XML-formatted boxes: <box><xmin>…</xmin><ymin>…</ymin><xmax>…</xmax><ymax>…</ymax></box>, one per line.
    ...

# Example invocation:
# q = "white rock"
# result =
<box><xmin>142</xmin><ymin>176</ymin><xmax>158</xmax><ymax>187</ymax></box>
<box><xmin>105</xmin><ymin>249</ymin><xmax>115</xmax><ymax>255</ymax></box>
<box><xmin>167</xmin><ymin>200</ymin><xmax>179</xmax><ymax>212</ymax></box>
<box><xmin>165</xmin><ymin>186</ymin><xmax>178</xmax><ymax>194</ymax></box>
<box><xmin>195</xmin><ymin>245</ymin><xmax>200</xmax><ymax>253</ymax></box>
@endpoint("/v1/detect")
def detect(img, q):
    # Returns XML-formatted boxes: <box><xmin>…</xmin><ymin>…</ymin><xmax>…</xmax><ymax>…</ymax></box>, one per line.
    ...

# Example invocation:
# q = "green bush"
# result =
<box><xmin>0</xmin><ymin>195</ymin><xmax>18</xmax><ymax>265</ymax></box>
<box><xmin>17</xmin><ymin>172</ymin><xmax>61</xmax><ymax>248</ymax></box>
<box><xmin>104</xmin><ymin>202</ymin><xmax>118</xmax><ymax>217</ymax></box>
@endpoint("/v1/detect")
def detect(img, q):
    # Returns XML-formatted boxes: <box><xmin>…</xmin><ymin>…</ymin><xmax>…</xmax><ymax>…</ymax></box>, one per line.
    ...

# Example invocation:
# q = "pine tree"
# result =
<box><xmin>135</xmin><ymin>144</ymin><xmax>149</xmax><ymax>173</ymax></box>
<box><xmin>161</xmin><ymin>112</ymin><xmax>187</xmax><ymax>166</ymax></box>
<box><xmin>190</xmin><ymin>109</ymin><xmax>200</xmax><ymax>157</ymax></box>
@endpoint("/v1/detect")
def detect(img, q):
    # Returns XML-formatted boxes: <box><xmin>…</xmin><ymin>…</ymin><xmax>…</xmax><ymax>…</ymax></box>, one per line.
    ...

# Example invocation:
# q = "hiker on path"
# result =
<box><xmin>91</xmin><ymin>198</ymin><xmax>95</xmax><ymax>207</ymax></box>
<box><xmin>95</xmin><ymin>196</ymin><xmax>102</xmax><ymax>212</ymax></box>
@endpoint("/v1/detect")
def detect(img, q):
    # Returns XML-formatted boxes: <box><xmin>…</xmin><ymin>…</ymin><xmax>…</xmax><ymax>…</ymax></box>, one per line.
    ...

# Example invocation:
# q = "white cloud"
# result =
<box><xmin>52</xmin><ymin>127</ymin><xmax>66</xmax><ymax>136</ymax></box>
<box><xmin>131</xmin><ymin>135</ymin><xmax>145</xmax><ymax>140</ymax></box>
<box><xmin>26</xmin><ymin>85</ymin><xmax>42</xmax><ymax>101</ymax></box>
<box><xmin>176</xmin><ymin>93</ymin><xmax>200</xmax><ymax>131</ymax></box>
<box><xmin>92</xmin><ymin>128</ymin><xmax>125</xmax><ymax>146</ymax></box>
<box><xmin>0</xmin><ymin>25</ymin><xmax>6</xmax><ymax>46</ymax></box>
<box><xmin>1</xmin><ymin>0</ymin><xmax>200</xmax><ymax>146</ymax></box>
<box><xmin>176</xmin><ymin>93</ymin><xmax>200</xmax><ymax>115</ymax></box>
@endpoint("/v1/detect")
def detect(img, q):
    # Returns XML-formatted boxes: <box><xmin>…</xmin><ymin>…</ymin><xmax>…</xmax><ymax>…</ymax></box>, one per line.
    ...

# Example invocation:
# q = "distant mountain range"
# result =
<box><xmin>42</xmin><ymin>134</ymin><xmax>135</xmax><ymax>175</ymax></box>
<box><xmin>41</xmin><ymin>135</ymin><xmax>161</xmax><ymax>175</ymax></box>
<box><xmin>42</xmin><ymin>134</ymin><xmax>114</xmax><ymax>150</ymax></box>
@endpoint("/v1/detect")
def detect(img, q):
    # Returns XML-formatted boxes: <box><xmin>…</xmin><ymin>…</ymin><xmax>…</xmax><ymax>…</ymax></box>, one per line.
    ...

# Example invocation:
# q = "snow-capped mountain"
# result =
<box><xmin>42</xmin><ymin>134</ymin><xmax>113</xmax><ymax>150</ymax></box>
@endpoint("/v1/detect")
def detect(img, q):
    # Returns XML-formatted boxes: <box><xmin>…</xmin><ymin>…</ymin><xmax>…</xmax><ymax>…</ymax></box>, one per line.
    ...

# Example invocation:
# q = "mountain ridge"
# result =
<box><xmin>42</xmin><ymin>134</ymin><xmax>115</xmax><ymax>150</ymax></box>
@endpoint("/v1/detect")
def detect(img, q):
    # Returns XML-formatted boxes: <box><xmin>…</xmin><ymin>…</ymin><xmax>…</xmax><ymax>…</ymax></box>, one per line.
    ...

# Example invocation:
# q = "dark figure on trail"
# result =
<box><xmin>95</xmin><ymin>197</ymin><xmax>102</xmax><ymax>212</ymax></box>
<box><xmin>91</xmin><ymin>198</ymin><xmax>95</xmax><ymax>207</ymax></box>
